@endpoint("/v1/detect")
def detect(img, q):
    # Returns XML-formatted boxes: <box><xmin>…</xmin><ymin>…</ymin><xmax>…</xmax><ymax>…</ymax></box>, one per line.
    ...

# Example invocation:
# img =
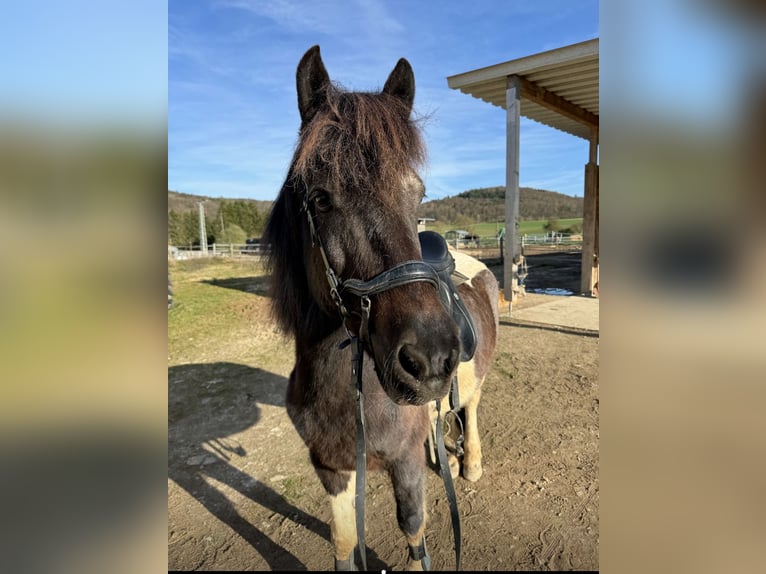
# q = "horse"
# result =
<box><xmin>263</xmin><ymin>45</ymin><xmax>499</xmax><ymax>571</ymax></box>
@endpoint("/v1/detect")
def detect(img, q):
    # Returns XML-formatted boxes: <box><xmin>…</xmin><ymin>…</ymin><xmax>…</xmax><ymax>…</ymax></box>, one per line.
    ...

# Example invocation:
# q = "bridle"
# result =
<box><xmin>301</xmin><ymin>187</ymin><xmax>463</xmax><ymax>571</ymax></box>
<box><xmin>302</xmin><ymin>189</ymin><xmax>441</xmax><ymax>343</ymax></box>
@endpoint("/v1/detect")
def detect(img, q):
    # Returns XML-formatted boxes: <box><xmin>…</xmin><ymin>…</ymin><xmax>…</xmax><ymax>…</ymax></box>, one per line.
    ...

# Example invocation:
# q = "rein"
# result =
<box><xmin>302</xmin><ymin>192</ymin><xmax>462</xmax><ymax>571</ymax></box>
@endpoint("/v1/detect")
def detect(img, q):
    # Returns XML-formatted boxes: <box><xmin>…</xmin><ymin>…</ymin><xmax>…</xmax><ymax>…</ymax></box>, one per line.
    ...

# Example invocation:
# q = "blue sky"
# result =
<box><xmin>169</xmin><ymin>0</ymin><xmax>598</xmax><ymax>201</ymax></box>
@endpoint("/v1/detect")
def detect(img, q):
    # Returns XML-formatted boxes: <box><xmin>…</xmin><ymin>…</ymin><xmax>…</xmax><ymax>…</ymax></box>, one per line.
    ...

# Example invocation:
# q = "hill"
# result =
<box><xmin>168</xmin><ymin>190</ymin><xmax>273</xmax><ymax>217</ymax></box>
<box><xmin>169</xmin><ymin>186</ymin><xmax>580</xmax><ymax>224</ymax></box>
<box><xmin>417</xmin><ymin>186</ymin><xmax>582</xmax><ymax>224</ymax></box>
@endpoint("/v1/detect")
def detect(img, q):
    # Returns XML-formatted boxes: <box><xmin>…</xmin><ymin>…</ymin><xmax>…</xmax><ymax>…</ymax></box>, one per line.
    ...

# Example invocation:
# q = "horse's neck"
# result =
<box><xmin>295</xmin><ymin>301</ymin><xmax>345</xmax><ymax>347</ymax></box>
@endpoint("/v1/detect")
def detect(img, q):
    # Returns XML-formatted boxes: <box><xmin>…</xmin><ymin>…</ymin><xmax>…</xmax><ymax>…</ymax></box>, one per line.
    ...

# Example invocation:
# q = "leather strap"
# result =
<box><xmin>435</xmin><ymin>400</ymin><xmax>462</xmax><ymax>571</ymax></box>
<box><xmin>340</xmin><ymin>260</ymin><xmax>439</xmax><ymax>297</ymax></box>
<box><xmin>351</xmin><ymin>337</ymin><xmax>368</xmax><ymax>572</ymax></box>
<box><xmin>450</xmin><ymin>374</ymin><xmax>461</xmax><ymax>413</ymax></box>
<box><xmin>334</xmin><ymin>556</ymin><xmax>356</xmax><ymax>571</ymax></box>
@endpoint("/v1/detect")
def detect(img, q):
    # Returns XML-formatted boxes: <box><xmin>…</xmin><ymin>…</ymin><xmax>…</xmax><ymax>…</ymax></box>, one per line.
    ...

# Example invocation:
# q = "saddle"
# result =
<box><xmin>418</xmin><ymin>231</ymin><xmax>477</xmax><ymax>362</ymax></box>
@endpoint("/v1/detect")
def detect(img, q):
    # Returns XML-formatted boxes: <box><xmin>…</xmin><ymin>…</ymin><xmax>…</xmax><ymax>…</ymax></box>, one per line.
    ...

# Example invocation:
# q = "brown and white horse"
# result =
<box><xmin>263</xmin><ymin>45</ymin><xmax>498</xmax><ymax>571</ymax></box>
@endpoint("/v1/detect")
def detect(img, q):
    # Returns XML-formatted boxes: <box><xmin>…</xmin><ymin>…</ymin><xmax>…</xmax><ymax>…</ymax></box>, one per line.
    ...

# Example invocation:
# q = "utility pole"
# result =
<box><xmin>198</xmin><ymin>201</ymin><xmax>208</xmax><ymax>254</ymax></box>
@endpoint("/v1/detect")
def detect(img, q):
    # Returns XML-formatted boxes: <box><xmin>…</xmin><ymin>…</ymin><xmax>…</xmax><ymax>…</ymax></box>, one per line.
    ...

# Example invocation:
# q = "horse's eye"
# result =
<box><xmin>312</xmin><ymin>189</ymin><xmax>333</xmax><ymax>213</ymax></box>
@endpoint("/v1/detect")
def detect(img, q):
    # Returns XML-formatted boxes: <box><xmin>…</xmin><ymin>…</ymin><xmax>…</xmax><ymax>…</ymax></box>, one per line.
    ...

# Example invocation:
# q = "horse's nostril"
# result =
<box><xmin>399</xmin><ymin>342</ymin><xmax>458</xmax><ymax>384</ymax></box>
<box><xmin>398</xmin><ymin>345</ymin><xmax>423</xmax><ymax>381</ymax></box>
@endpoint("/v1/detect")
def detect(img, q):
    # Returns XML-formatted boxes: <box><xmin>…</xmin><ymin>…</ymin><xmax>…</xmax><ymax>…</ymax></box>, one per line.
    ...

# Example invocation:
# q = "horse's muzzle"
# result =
<box><xmin>341</xmin><ymin>261</ymin><xmax>460</xmax><ymax>406</ymax></box>
<box><xmin>384</xmin><ymin>326</ymin><xmax>460</xmax><ymax>405</ymax></box>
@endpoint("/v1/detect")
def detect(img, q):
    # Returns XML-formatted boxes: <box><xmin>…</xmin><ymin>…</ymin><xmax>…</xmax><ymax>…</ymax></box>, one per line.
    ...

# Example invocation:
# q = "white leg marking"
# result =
<box><xmin>462</xmin><ymin>385</ymin><xmax>484</xmax><ymax>482</ymax></box>
<box><xmin>329</xmin><ymin>471</ymin><xmax>357</xmax><ymax>561</ymax></box>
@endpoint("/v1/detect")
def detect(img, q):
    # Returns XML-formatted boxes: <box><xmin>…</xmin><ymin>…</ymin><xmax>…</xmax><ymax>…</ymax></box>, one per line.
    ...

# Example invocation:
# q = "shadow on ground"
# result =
<box><xmin>201</xmin><ymin>276</ymin><xmax>270</xmax><ymax>296</ymax></box>
<box><xmin>169</xmin><ymin>363</ymin><xmax>325</xmax><ymax>570</ymax></box>
<box><xmin>168</xmin><ymin>362</ymin><xmax>388</xmax><ymax>571</ymax></box>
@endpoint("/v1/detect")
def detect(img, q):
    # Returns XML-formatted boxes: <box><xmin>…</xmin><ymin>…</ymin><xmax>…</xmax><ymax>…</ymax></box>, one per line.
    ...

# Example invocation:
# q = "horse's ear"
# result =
<box><xmin>296</xmin><ymin>45</ymin><xmax>330</xmax><ymax>125</ymax></box>
<box><xmin>383</xmin><ymin>58</ymin><xmax>415</xmax><ymax>114</ymax></box>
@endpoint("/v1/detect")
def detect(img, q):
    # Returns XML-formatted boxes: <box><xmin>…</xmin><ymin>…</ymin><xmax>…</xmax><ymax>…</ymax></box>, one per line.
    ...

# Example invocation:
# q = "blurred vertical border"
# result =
<box><xmin>3</xmin><ymin>1</ymin><xmax>765</xmax><ymax>574</ymax></box>
<box><xmin>0</xmin><ymin>2</ymin><xmax>167</xmax><ymax>573</ymax></box>
<box><xmin>601</xmin><ymin>1</ymin><xmax>766</xmax><ymax>573</ymax></box>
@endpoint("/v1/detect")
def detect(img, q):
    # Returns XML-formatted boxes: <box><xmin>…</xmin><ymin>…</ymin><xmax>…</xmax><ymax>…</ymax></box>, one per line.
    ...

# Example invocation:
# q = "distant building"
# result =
<box><xmin>417</xmin><ymin>217</ymin><xmax>435</xmax><ymax>232</ymax></box>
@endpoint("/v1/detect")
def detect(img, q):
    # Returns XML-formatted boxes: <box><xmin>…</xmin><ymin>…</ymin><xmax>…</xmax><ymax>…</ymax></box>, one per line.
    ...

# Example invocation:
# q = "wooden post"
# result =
<box><xmin>198</xmin><ymin>201</ymin><xmax>208</xmax><ymax>254</ymax></box>
<box><xmin>580</xmin><ymin>126</ymin><xmax>599</xmax><ymax>295</ymax></box>
<box><xmin>505</xmin><ymin>76</ymin><xmax>521</xmax><ymax>302</ymax></box>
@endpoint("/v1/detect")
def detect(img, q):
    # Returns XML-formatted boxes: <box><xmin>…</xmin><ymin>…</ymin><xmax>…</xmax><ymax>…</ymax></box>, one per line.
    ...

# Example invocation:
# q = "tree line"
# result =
<box><xmin>168</xmin><ymin>199</ymin><xmax>266</xmax><ymax>247</ymax></box>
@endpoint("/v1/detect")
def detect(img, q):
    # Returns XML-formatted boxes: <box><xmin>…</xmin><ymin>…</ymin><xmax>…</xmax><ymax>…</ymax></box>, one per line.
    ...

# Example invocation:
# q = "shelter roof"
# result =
<box><xmin>446</xmin><ymin>39</ymin><xmax>599</xmax><ymax>140</ymax></box>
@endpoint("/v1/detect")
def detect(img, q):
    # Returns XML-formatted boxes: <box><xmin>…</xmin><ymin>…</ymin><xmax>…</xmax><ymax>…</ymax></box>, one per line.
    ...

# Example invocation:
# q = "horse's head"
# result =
<box><xmin>265</xmin><ymin>45</ymin><xmax>460</xmax><ymax>406</ymax></box>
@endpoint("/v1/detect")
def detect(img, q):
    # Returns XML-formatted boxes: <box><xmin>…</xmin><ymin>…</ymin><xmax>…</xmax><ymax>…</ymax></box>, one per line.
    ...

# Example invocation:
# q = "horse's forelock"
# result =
<box><xmin>293</xmin><ymin>86</ymin><xmax>425</xmax><ymax>196</ymax></box>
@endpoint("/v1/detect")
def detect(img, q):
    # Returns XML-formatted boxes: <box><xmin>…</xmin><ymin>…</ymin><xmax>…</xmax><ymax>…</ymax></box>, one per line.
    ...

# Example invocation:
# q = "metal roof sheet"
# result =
<box><xmin>447</xmin><ymin>39</ymin><xmax>599</xmax><ymax>140</ymax></box>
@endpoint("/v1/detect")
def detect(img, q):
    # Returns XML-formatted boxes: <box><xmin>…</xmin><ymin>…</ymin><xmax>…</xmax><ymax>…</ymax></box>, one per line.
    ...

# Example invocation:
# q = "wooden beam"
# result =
<box><xmin>579</xmin><ymin>126</ymin><xmax>599</xmax><ymax>295</ymax></box>
<box><xmin>580</xmin><ymin>162</ymin><xmax>598</xmax><ymax>295</ymax></box>
<box><xmin>511</xmin><ymin>74</ymin><xmax>599</xmax><ymax>129</ymax></box>
<box><xmin>580</xmin><ymin>125</ymin><xmax>599</xmax><ymax>295</ymax></box>
<box><xmin>505</xmin><ymin>76</ymin><xmax>521</xmax><ymax>302</ymax></box>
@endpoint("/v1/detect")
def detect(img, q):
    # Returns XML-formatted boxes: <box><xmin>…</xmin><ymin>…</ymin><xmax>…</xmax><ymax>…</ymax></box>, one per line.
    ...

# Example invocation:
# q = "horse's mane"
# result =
<box><xmin>264</xmin><ymin>83</ymin><xmax>426</xmax><ymax>336</ymax></box>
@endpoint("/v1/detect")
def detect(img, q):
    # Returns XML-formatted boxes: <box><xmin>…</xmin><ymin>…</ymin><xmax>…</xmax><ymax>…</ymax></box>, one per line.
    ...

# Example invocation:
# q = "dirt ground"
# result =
<box><xmin>168</xmin><ymin>260</ymin><xmax>599</xmax><ymax>571</ymax></box>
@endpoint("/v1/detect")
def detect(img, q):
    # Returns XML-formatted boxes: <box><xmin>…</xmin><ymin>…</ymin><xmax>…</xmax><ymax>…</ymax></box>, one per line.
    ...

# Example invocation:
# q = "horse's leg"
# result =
<box><xmin>461</xmin><ymin>384</ymin><xmax>483</xmax><ymax>482</ymax></box>
<box><xmin>317</xmin><ymin>468</ymin><xmax>358</xmax><ymax>570</ymax></box>
<box><xmin>390</xmin><ymin>455</ymin><xmax>430</xmax><ymax>571</ymax></box>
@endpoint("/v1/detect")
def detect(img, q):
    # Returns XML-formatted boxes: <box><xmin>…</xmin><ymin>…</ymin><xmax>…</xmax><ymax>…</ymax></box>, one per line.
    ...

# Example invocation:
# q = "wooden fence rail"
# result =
<box><xmin>169</xmin><ymin>243</ymin><xmax>267</xmax><ymax>260</ymax></box>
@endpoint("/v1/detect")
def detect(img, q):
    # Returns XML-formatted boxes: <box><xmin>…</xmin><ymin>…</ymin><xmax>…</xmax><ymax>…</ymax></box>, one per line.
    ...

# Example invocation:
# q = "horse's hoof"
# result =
<box><xmin>407</xmin><ymin>539</ymin><xmax>430</xmax><ymax>571</ymax></box>
<box><xmin>463</xmin><ymin>463</ymin><xmax>483</xmax><ymax>482</ymax></box>
<box><xmin>406</xmin><ymin>556</ymin><xmax>430</xmax><ymax>571</ymax></box>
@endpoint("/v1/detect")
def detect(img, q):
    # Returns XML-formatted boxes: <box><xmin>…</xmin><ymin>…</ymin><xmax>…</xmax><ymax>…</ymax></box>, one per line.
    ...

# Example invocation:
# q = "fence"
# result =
<box><xmin>521</xmin><ymin>232</ymin><xmax>582</xmax><ymax>245</ymax></box>
<box><xmin>169</xmin><ymin>232</ymin><xmax>582</xmax><ymax>262</ymax></box>
<box><xmin>444</xmin><ymin>235</ymin><xmax>504</xmax><ymax>261</ymax></box>
<box><xmin>444</xmin><ymin>232</ymin><xmax>582</xmax><ymax>260</ymax></box>
<box><xmin>169</xmin><ymin>243</ymin><xmax>267</xmax><ymax>260</ymax></box>
<box><xmin>520</xmin><ymin>232</ymin><xmax>582</xmax><ymax>256</ymax></box>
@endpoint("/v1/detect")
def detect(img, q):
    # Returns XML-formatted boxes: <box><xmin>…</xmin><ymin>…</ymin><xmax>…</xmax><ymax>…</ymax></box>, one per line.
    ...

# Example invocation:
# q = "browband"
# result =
<box><xmin>339</xmin><ymin>260</ymin><xmax>440</xmax><ymax>298</ymax></box>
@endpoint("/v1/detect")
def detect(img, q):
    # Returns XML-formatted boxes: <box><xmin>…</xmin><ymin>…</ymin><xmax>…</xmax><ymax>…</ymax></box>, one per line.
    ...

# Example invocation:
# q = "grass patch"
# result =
<box><xmin>494</xmin><ymin>352</ymin><xmax>516</xmax><ymax>379</ymax></box>
<box><xmin>519</xmin><ymin>218</ymin><xmax>582</xmax><ymax>236</ymax></box>
<box><xmin>281</xmin><ymin>476</ymin><xmax>304</xmax><ymax>503</ymax></box>
<box><xmin>168</xmin><ymin>257</ymin><xmax>273</xmax><ymax>362</ymax></box>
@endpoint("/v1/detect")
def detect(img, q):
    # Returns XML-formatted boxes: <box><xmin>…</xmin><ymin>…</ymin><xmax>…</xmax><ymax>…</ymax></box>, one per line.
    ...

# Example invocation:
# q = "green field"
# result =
<box><xmin>168</xmin><ymin>258</ymin><xmax>286</xmax><ymax>368</ymax></box>
<box><xmin>425</xmin><ymin>218</ymin><xmax>582</xmax><ymax>237</ymax></box>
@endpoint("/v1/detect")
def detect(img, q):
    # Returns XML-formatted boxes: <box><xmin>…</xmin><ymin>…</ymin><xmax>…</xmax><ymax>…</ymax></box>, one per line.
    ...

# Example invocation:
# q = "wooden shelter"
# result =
<box><xmin>447</xmin><ymin>38</ymin><xmax>599</xmax><ymax>300</ymax></box>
